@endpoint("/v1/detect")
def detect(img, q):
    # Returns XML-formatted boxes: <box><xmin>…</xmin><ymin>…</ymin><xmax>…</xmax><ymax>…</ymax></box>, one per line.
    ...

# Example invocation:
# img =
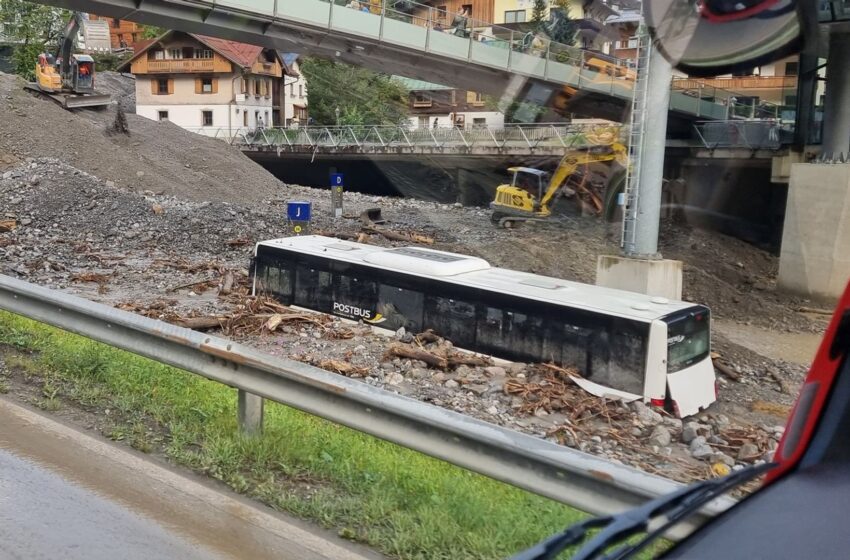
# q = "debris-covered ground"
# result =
<box><xmin>0</xmin><ymin>70</ymin><xmax>828</xmax><ymax>485</ymax></box>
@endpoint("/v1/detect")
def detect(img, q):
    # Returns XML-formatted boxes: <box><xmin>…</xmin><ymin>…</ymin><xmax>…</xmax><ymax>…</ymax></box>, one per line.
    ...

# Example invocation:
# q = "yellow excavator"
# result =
<box><xmin>490</xmin><ymin>142</ymin><xmax>629</xmax><ymax>228</ymax></box>
<box><xmin>26</xmin><ymin>13</ymin><xmax>111</xmax><ymax>109</ymax></box>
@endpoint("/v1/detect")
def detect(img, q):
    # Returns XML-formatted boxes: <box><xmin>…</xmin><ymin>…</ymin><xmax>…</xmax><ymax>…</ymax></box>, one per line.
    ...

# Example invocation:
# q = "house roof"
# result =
<box><xmin>278</xmin><ymin>52</ymin><xmax>301</xmax><ymax>77</ymax></box>
<box><xmin>391</xmin><ymin>76</ymin><xmax>453</xmax><ymax>91</ymax></box>
<box><xmin>118</xmin><ymin>30</ymin><xmax>279</xmax><ymax>72</ymax></box>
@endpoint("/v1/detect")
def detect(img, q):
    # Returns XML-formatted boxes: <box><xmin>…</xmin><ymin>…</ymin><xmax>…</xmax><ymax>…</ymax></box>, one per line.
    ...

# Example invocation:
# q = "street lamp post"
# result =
<box><xmin>335</xmin><ymin>106</ymin><xmax>340</xmax><ymax>126</ymax></box>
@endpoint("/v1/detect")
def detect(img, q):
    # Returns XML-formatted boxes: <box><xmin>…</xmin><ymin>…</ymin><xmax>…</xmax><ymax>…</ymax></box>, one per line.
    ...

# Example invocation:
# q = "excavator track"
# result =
<box><xmin>24</xmin><ymin>83</ymin><xmax>111</xmax><ymax>109</ymax></box>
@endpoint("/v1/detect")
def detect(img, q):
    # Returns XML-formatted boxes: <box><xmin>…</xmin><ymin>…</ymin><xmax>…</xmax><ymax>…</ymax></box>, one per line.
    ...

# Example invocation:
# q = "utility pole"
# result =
<box><xmin>597</xmin><ymin>24</ymin><xmax>682</xmax><ymax>299</ymax></box>
<box><xmin>621</xmin><ymin>25</ymin><xmax>672</xmax><ymax>258</ymax></box>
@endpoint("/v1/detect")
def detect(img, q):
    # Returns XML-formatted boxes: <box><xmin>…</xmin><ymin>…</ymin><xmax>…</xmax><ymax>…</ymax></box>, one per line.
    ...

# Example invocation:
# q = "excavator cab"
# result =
<box><xmin>490</xmin><ymin>167</ymin><xmax>551</xmax><ymax>227</ymax></box>
<box><xmin>70</xmin><ymin>55</ymin><xmax>96</xmax><ymax>93</ymax></box>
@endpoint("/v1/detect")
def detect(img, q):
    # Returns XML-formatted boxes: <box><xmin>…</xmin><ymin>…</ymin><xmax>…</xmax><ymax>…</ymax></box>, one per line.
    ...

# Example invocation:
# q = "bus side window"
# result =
<box><xmin>424</xmin><ymin>296</ymin><xmax>476</xmax><ymax>348</ymax></box>
<box><xmin>267</xmin><ymin>266</ymin><xmax>280</xmax><ymax>295</ymax></box>
<box><xmin>608</xmin><ymin>319</ymin><xmax>649</xmax><ymax>395</ymax></box>
<box><xmin>541</xmin><ymin>319</ymin><xmax>564</xmax><ymax>366</ymax></box>
<box><xmin>335</xmin><ymin>273</ymin><xmax>378</xmax><ymax>312</ymax></box>
<box><xmin>476</xmin><ymin>306</ymin><xmax>506</xmax><ymax>356</ymax></box>
<box><xmin>505</xmin><ymin>311</ymin><xmax>543</xmax><ymax>362</ymax></box>
<box><xmin>378</xmin><ymin>284</ymin><xmax>424</xmax><ymax>332</ymax></box>
<box><xmin>295</xmin><ymin>264</ymin><xmax>333</xmax><ymax>312</ymax></box>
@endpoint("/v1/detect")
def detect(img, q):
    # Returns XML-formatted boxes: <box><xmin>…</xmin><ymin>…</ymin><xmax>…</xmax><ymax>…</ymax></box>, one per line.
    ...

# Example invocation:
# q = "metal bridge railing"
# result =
<box><xmin>693</xmin><ymin>120</ymin><xmax>788</xmax><ymax>150</ymax></box>
<box><xmin>190</xmin><ymin>123</ymin><xmax>629</xmax><ymax>152</ymax></box>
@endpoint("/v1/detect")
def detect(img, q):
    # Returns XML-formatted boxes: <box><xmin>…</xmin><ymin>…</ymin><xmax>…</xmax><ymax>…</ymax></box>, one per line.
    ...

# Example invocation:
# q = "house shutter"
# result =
<box><xmin>212</xmin><ymin>78</ymin><xmax>219</xmax><ymax>94</ymax></box>
<box><xmin>264</xmin><ymin>80</ymin><xmax>270</xmax><ymax>99</ymax></box>
<box><xmin>151</xmin><ymin>79</ymin><xmax>157</xmax><ymax>95</ymax></box>
<box><xmin>195</xmin><ymin>78</ymin><xmax>202</xmax><ymax>94</ymax></box>
<box><xmin>167</xmin><ymin>79</ymin><xmax>174</xmax><ymax>95</ymax></box>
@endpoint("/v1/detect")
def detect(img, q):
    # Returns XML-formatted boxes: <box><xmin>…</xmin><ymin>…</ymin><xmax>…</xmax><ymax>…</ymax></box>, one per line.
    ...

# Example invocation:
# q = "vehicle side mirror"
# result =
<box><xmin>644</xmin><ymin>0</ymin><xmax>805</xmax><ymax>77</ymax></box>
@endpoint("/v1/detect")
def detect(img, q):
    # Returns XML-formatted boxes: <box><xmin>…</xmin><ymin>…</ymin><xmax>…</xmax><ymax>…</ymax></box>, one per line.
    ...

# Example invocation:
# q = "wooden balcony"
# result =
<box><xmin>250</xmin><ymin>59</ymin><xmax>282</xmax><ymax>77</ymax></box>
<box><xmin>131</xmin><ymin>56</ymin><xmax>232</xmax><ymax>74</ymax></box>
<box><xmin>673</xmin><ymin>76</ymin><xmax>798</xmax><ymax>91</ymax></box>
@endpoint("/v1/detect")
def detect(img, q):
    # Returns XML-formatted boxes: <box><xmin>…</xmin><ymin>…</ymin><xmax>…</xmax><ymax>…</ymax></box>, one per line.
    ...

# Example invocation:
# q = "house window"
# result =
<box><xmin>168</xmin><ymin>48</ymin><xmax>182</xmax><ymax>60</ymax></box>
<box><xmin>202</xmin><ymin>110</ymin><xmax>213</xmax><ymax>126</ymax></box>
<box><xmin>265</xmin><ymin>111</ymin><xmax>270</xmax><ymax>125</ymax></box>
<box><xmin>158</xmin><ymin>110</ymin><xmax>168</xmax><ymax>121</ymax></box>
<box><xmin>157</xmin><ymin>78</ymin><xmax>169</xmax><ymax>94</ymax></box>
<box><xmin>290</xmin><ymin>83</ymin><xmax>295</xmax><ymax>97</ymax></box>
<box><xmin>473</xmin><ymin>117</ymin><xmax>487</xmax><ymax>128</ymax></box>
<box><xmin>201</xmin><ymin>78</ymin><xmax>213</xmax><ymax>93</ymax></box>
<box><xmin>299</xmin><ymin>84</ymin><xmax>303</xmax><ymax>98</ymax></box>
<box><xmin>243</xmin><ymin>111</ymin><xmax>248</xmax><ymax>126</ymax></box>
<box><xmin>413</xmin><ymin>92</ymin><xmax>431</xmax><ymax>107</ymax></box>
<box><xmin>418</xmin><ymin>116</ymin><xmax>429</xmax><ymax>128</ymax></box>
<box><xmin>785</xmin><ymin>61</ymin><xmax>798</xmax><ymax>76</ymax></box>
<box><xmin>112</xmin><ymin>18</ymin><xmax>120</xmax><ymax>28</ymax></box>
<box><xmin>504</xmin><ymin>9</ymin><xmax>526</xmax><ymax>23</ymax></box>
<box><xmin>149</xmin><ymin>49</ymin><xmax>165</xmax><ymax>60</ymax></box>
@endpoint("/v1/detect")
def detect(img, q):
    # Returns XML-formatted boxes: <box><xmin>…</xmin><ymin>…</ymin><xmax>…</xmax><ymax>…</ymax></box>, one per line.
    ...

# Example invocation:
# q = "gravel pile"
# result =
<box><xmin>0</xmin><ymin>71</ymin><xmax>281</xmax><ymax>203</ymax></box>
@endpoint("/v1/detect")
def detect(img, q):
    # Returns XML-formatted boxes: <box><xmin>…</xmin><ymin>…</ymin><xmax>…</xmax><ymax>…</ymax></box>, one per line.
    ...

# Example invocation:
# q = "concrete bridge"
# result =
<box><xmin>28</xmin><ymin>0</ymin><xmax>776</xmax><ymax>124</ymax></box>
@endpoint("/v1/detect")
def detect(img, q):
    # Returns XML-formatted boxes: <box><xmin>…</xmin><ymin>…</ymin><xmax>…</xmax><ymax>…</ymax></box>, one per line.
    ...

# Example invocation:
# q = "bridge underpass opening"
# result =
<box><xmin>249</xmin><ymin>154</ymin><xmax>564</xmax><ymax>207</ymax></box>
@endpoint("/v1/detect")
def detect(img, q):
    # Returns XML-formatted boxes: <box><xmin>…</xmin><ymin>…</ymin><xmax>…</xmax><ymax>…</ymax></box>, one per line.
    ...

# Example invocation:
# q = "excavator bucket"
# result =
<box><xmin>360</xmin><ymin>207</ymin><xmax>386</xmax><ymax>225</ymax></box>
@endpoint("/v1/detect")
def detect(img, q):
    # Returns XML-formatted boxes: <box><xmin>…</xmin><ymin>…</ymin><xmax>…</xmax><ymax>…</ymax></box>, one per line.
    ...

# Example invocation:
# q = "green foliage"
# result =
<box><xmin>299</xmin><ymin>57</ymin><xmax>409</xmax><ymax>126</ymax></box>
<box><xmin>547</xmin><ymin>1</ymin><xmax>580</xmax><ymax>46</ymax></box>
<box><xmin>0</xmin><ymin>310</ymin><xmax>588</xmax><ymax>559</ymax></box>
<box><xmin>0</xmin><ymin>0</ymin><xmax>69</xmax><ymax>78</ymax></box>
<box><xmin>505</xmin><ymin>100</ymin><xmax>547</xmax><ymax>124</ymax></box>
<box><xmin>92</xmin><ymin>51</ymin><xmax>131</xmax><ymax>71</ymax></box>
<box><xmin>531</xmin><ymin>0</ymin><xmax>548</xmax><ymax>26</ymax></box>
<box><xmin>140</xmin><ymin>25</ymin><xmax>166</xmax><ymax>39</ymax></box>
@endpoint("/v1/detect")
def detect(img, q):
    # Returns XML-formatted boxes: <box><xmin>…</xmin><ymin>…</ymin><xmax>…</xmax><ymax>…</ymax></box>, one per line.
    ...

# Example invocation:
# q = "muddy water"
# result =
<box><xmin>714</xmin><ymin>320</ymin><xmax>822</xmax><ymax>366</ymax></box>
<box><xmin>0</xmin><ymin>400</ymin><xmax>378</xmax><ymax>560</ymax></box>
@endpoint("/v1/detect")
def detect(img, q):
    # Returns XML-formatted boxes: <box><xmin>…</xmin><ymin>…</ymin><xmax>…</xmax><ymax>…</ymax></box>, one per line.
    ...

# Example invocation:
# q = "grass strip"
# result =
<box><xmin>0</xmin><ymin>310</ymin><xmax>593</xmax><ymax>559</ymax></box>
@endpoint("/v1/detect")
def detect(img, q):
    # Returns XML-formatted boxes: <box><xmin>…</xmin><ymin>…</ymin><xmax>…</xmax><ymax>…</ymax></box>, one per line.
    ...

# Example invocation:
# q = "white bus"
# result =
<box><xmin>251</xmin><ymin>235</ymin><xmax>716</xmax><ymax>417</ymax></box>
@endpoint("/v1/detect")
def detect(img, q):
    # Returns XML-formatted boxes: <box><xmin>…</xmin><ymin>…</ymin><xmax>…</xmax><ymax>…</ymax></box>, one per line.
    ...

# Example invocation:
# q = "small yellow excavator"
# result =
<box><xmin>26</xmin><ymin>13</ymin><xmax>111</xmax><ymax>109</ymax></box>
<box><xmin>490</xmin><ymin>142</ymin><xmax>629</xmax><ymax>228</ymax></box>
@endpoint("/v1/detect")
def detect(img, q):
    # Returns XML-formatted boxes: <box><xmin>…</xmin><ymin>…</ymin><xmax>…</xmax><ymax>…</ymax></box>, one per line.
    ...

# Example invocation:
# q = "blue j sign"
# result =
<box><xmin>287</xmin><ymin>201</ymin><xmax>312</xmax><ymax>222</ymax></box>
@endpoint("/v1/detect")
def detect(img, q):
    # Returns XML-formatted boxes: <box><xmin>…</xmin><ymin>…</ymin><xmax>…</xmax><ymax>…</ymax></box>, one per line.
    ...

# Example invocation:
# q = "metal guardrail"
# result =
<box><xmin>0</xmin><ymin>273</ymin><xmax>732</xmax><ymax>536</ymax></box>
<box><xmin>694</xmin><ymin>120</ymin><xmax>788</xmax><ymax>150</ymax></box>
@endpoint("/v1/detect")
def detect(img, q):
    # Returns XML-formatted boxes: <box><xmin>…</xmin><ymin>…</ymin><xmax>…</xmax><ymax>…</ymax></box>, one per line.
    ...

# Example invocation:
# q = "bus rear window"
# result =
<box><xmin>665</xmin><ymin>309</ymin><xmax>710</xmax><ymax>373</ymax></box>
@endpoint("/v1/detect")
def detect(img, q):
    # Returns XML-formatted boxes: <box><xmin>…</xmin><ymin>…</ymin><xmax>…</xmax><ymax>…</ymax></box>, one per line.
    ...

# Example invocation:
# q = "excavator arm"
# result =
<box><xmin>539</xmin><ymin>142</ymin><xmax>629</xmax><ymax>209</ymax></box>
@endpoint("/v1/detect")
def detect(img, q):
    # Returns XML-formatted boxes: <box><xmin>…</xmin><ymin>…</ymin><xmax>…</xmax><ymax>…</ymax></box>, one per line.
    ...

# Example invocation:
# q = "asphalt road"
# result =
<box><xmin>0</xmin><ymin>398</ymin><xmax>381</xmax><ymax>560</ymax></box>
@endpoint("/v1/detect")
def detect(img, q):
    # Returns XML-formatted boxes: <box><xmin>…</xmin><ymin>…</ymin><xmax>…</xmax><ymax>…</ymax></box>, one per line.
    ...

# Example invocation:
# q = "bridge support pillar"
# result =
<box><xmin>237</xmin><ymin>389</ymin><xmax>264</xmax><ymax>436</ymax></box>
<box><xmin>822</xmin><ymin>33</ymin><xmax>850</xmax><ymax>157</ymax></box>
<box><xmin>597</xmin><ymin>43</ymin><xmax>682</xmax><ymax>299</ymax></box>
<box><xmin>779</xmin><ymin>163</ymin><xmax>850</xmax><ymax>301</ymax></box>
<box><xmin>596</xmin><ymin>255</ymin><xmax>683</xmax><ymax>300</ymax></box>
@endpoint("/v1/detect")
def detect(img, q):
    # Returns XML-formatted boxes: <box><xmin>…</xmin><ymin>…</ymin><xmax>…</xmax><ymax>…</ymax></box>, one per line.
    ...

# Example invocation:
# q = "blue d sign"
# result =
<box><xmin>330</xmin><ymin>173</ymin><xmax>344</xmax><ymax>187</ymax></box>
<box><xmin>287</xmin><ymin>201</ymin><xmax>312</xmax><ymax>221</ymax></box>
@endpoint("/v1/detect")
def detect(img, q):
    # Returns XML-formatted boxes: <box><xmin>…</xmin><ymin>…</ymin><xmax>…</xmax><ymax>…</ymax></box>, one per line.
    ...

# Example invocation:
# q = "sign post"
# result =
<box><xmin>330</xmin><ymin>173</ymin><xmax>344</xmax><ymax>219</ymax></box>
<box><xmin>286</xmin><ymin>201</ymin><xmax>312</xmax><ymax>236</ymax></box>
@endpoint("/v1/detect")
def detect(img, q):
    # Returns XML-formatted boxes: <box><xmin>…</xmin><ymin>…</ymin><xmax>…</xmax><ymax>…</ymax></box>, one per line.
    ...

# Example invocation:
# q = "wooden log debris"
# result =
<box><xmin>385</xmin><ymin>343</ymin><xmax>448</xmax><ymax>369</ymax></box>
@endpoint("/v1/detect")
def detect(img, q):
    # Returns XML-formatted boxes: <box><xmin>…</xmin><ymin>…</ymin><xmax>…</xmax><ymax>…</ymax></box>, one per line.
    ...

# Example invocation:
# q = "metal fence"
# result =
<box><xmin>183</xmin><ymin>123</ymin><xmax>627</xmax><ymax>153</ymax></box>
<box><xmin>0</xmin><ymin>273</ymin><xmax>732</xmax><ymax>537</ymax></box>
<box><xmin>694</xmin><ymin>120</ymin><xmax>788</xmax><ymax>150</ymax></box>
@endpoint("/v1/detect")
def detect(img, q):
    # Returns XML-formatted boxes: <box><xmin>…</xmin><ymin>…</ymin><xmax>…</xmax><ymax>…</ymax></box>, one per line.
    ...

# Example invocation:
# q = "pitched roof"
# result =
<box><xmin>118</xmin><ymin>30</ymin><xmax>278</xmax><ymax>72</ymax></box>
<box><xmin>194</xmin><ymin>34</ymin><xmax>263</xmax><ymax>68</ymax></box>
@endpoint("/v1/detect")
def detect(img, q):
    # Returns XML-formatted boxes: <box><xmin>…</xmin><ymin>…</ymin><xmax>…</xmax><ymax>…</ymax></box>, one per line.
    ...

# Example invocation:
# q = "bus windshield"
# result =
<box><xmin>665</xmin><ymin>309</ymin><xmax>711</xmax><ymax>373</ymax></box>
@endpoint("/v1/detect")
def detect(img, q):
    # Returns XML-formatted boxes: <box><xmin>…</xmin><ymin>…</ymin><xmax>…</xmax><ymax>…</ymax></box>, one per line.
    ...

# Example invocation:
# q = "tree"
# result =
<box><xmin>299</xmin><ymin>57</ymin><xmax>409</xmax><ymax>126</ymax></box>
<box><xmin>140</xmin><ymin>25</ymin><xmax>166</xmax><ymax>39</ymax></box>
<box><xmin>531</xmin><ymin>0</ymin><xmax>548</xmax><ymax>28</ymax></box>
<box><xmin>0</xmin><ymin>0</ymin><xmax>70</xmax><ymax>79</ymax></box>
<box><xmin>547</xmin><ymin>1</ymin><xmax>579</xmax><ymax>46</ymax></box>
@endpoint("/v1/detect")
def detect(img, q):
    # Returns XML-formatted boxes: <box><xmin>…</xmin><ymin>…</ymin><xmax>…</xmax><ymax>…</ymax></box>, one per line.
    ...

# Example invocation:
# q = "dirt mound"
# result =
<box><xmin>0</xmin><ymin>71</ymin><xmax>281</xmax><ymax>204</ymax></box>
<box><xmin>94</xmin><ymin>71</ymin><xmax>136</xmax><ymax>112</ymax></box>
